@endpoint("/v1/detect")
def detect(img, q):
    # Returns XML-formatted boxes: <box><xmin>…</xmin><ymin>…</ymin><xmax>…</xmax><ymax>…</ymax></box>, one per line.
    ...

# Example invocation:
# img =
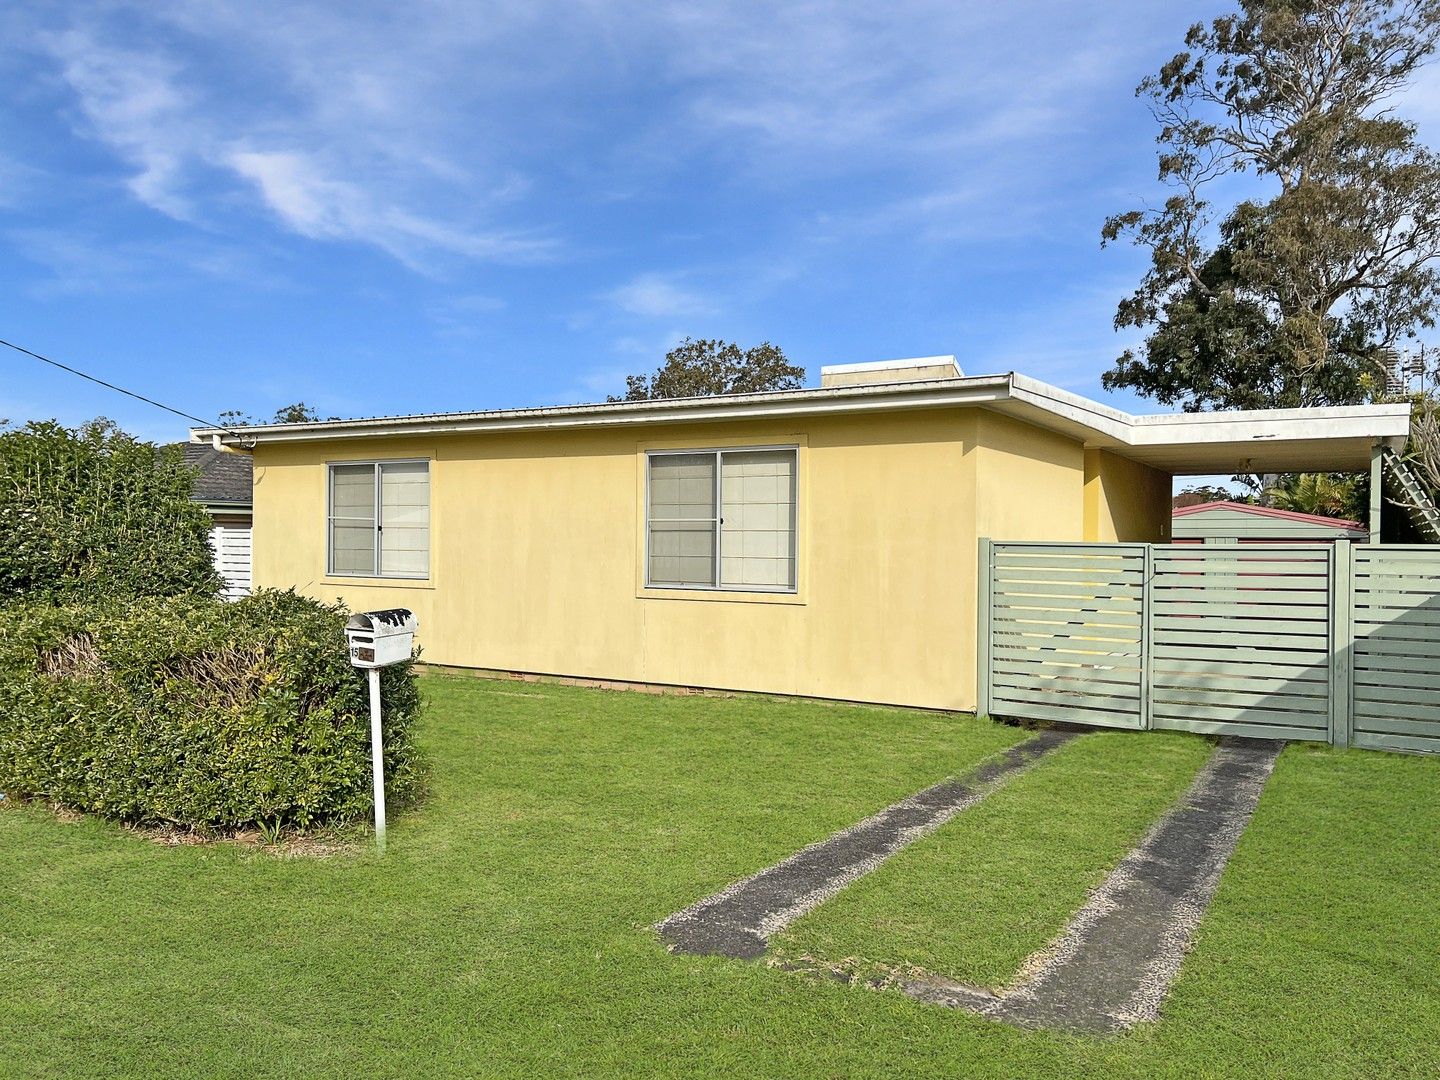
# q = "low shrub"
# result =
<box><xmin>0</xmin><ymin>590</ymin><xmax>425</xmax><ymax>830</ymax></box>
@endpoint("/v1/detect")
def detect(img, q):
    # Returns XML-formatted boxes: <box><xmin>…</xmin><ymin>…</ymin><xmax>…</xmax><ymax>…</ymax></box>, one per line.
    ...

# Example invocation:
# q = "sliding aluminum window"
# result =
<box><xmin>646</xmin><ymin>447</ymin><xmax>797</xmax><ymax>592</ymax></box>
<box><xmin>327</xmin><ymin>460</ymin><xmax>430</xmax><ymax>578</ymax></box>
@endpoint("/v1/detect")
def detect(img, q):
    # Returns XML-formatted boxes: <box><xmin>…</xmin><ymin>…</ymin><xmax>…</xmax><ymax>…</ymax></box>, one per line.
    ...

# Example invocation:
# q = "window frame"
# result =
<box><xmin>644</xmin><ymin>444</ymin><xmax>799</xmax><ymax>594</ymax></box>
<box><xmin>325</xmin><ymin>458</ymin><xmax>431</xmax><ymax>580</ymax></box>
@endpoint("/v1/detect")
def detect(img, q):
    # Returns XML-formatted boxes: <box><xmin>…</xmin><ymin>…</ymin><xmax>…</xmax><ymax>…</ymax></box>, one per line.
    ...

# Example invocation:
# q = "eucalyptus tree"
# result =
<box><xmin>1104</xmin><ymin>0</ymin><xmax>1440</xmax><ymax>411</ymax></box>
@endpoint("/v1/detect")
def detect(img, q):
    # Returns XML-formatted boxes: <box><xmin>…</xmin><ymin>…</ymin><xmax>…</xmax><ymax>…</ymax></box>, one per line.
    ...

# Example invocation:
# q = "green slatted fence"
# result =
<box><xmin>1352</xmin><ymin>545</ymin><xmax>1440</xmax><ymax>753</ymax></box>
<box><xmin>979</xmin><ymin>539</ymin><xmax>1440</xmax><ymax>754</ymax></box>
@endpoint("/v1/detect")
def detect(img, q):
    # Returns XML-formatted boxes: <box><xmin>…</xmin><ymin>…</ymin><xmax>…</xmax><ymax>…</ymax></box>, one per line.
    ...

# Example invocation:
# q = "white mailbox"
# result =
<box><xmin>346</xmin><ymin>609</ymin><xmax>417</xmax><ymax>669</ymax></box>
<box><xmin>347</xmin><ymin>608</ymin><xmax>418</xmax><ymax>854</ymax></box>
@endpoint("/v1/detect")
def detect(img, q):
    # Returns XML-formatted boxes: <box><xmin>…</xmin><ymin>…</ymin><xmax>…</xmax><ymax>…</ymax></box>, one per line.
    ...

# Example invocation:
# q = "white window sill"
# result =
<box><xmin>637</xmin><ymin>586</ymin><xmax>804</xmax><ymax>606</ymax></box>
<box><xmin>321</xmin><ymin>576</ymin><xmax>436</xmax><ymax>591</ymax></box>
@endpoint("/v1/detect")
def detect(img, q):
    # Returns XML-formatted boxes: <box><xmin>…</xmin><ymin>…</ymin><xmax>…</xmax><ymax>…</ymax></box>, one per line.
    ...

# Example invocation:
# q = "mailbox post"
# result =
<box><xmin>345</xmin><ymin>609</ymin><xmax>418</xmax><ymax>853</ymax></box>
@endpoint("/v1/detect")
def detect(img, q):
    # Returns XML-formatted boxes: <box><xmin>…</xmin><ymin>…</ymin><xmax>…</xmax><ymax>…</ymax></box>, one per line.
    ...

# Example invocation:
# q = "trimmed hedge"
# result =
<box><xmin>0</xmin><ymin>590</ymin><xmax>425</xmax><ymax>830</ymax></box>
<box><xmin>0</xmin><ymin>419</ymin><xmax>221</xmax><ymax>604</ymax></box>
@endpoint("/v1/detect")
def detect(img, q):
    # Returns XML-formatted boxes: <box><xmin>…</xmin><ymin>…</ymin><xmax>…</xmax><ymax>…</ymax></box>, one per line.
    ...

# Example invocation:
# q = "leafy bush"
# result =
<box><xmin>0</xmin><ymin>590</ymin><xmax>425</xmax><ymax>830</ymax></box>
<box><xmin>0</xmin><ymin>418</ymin><xmax>220</xmax><ymax>604</ymax></box>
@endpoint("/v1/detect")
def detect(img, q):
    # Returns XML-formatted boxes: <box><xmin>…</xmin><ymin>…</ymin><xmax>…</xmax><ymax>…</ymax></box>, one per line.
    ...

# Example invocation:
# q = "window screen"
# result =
<box><xmin>327</xmin><ymin>461</ymin><xmax>430</xmax><ymax>578</ymax></box>
<box><xmin>646</xmin><ymin>447</ymin><xmax>796</xmax><ymax>591</ymax></box>
<box><xmin>719</xmin><ymin>450</ymin><xmax>796</xmax><ymax>589</ymax></box>
<box><xmin>646</xmin><ymin>453</ymin><xmax>717</xmax><ymax>587</ymax></box>
<box><xmin>329</xmin><ymin>464</ymin><xmax>378</xmax><ymax>575</ymax></box>
<box><xmin>378</xmin><ymin>461</ymin><xmax>430</xmax><ymax>576</ymax></box>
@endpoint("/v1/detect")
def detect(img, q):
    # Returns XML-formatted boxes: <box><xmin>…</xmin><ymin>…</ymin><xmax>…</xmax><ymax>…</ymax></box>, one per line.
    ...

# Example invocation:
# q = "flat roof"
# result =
<box><xmin>192</xmin><ymin>371</ymin><xmax>1411</xmax><ymax>475</ymax></box>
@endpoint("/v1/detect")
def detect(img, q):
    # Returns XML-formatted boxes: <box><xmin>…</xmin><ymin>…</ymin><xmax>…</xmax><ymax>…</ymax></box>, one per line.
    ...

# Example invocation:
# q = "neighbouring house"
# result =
<box><xmin>1173</xmin><ymin>501</ymin><xmax>1370</xmax><ymax>545</ymax></box>
<box><xmin>190</xmin><ymin>357</ymin><xmax>1410</xmax><ymax>711</ymax></box>
<box><xmin>183</xmin><ymin>442</ymin><xmax>253</xmax><ymax>600</ymax></box>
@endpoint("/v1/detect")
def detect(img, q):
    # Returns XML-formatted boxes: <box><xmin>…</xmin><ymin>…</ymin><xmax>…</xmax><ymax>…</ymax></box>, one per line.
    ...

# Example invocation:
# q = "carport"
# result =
<box><xmin>977</xmin><ymin>395</ymin><xmax>1440</xmax><ymax>753</ymax></box>
<box><xmin>991</xmin><ymin>378</ymin><xmax>1414</xmax><ymax>539</ymax></box>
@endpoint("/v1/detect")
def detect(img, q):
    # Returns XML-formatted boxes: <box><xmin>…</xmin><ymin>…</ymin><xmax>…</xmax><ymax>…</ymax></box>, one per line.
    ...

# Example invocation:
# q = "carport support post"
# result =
<box><xmin>368</xmin><ymin>667</ymin><xmax>387</xmax><ymax>853</ymax></box>
<box><xmin>1330</xmin><ymin>540</ymin><xmax>1353</xmax><ymax>749</ymax></box>
<box><xmin>1370</xmin><ymin>442</ymin><xmax>1384</xmax><ymax>541</ymax></box>
<box><xmin>977</xmin><ymin>538</ymin><xmax>993</xmax><ymax>718</ymax></box>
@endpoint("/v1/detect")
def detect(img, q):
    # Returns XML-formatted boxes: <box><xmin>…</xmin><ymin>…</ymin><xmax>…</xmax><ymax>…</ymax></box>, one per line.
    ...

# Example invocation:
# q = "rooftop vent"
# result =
<box><xmin>819</xmin><ymin>355</ymin><xmax>963</xmax><ymax>389</ymax></box>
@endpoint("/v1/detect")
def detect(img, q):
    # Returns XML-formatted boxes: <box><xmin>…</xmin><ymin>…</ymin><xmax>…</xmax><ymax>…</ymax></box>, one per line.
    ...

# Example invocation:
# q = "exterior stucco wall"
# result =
<box><xmin>251</xmin><ymin>405</ymin><xmax>1089</xmax><ymax>712</ymax></box>
<box><xmin>1083</xmin><ymin>449</ymin><xmax>1173</xmax><ymax>543</ymax></box>
<box><xmin>974</xmin><ymin>412</ymin><xmax>1086</xmax><ymax>542</ymax></box>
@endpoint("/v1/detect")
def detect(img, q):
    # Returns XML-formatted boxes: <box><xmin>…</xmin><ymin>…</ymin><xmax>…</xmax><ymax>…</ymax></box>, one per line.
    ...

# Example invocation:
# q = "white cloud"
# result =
<box><xmin>226</xmin><ymin>149</ymin><xmax>549</xmax><ymax>269</ymax></box>
<box><xmin>21</xmin><ymin>1</ymin><xmax>1178</xmax><ymax>279</ymax></box>
<box><xmin>226</xmin><ymin>151</ymin><xmax>351</xmax><ymax>238</ymax></box>
<box><xmin>605</xmin><ymin>273</ymin><xmax>716</xmax><ymax>319</ymax></box>
<box><xmin>42</xmin><ymin>28</ymin><xmax>196</xmax><ymax>217</ymax></box>
<box><xmin>30</xmin><ymin>8</ymin><xmax>558</xmax><ymax>270</ymax></box>
<box><xmin>643</xmin><ymin>3</ymin><xmax>1149</xmax><ymax>168</ymax></box>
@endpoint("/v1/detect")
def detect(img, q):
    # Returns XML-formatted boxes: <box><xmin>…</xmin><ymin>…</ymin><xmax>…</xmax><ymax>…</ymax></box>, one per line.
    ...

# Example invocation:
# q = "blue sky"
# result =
<box><xmin>4</xmin><ymin>2</ymin><xmax>1440</xmax><ymax>444</ymax></box>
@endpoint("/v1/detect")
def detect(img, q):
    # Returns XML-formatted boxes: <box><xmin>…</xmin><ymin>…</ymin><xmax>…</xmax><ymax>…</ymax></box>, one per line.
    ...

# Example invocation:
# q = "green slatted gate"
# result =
<box><xmin>1148</xmin><ymin>544</ymin><xmax>1332</xmax><ymax>742</ymax></box>
<box><xmin>983</xmin><ymin>542</ymin><xmax>1148</xmax><ymax>730</ymax></box>
<box><xmin>1351</xmin><ymin>546</ymin><xmax>1440</xmax><ymax>753</ymax></box>
<box><xmin>979</xmin><ymin>539</ymin><xmax>1440</xmax><ymax>754</ymax></box>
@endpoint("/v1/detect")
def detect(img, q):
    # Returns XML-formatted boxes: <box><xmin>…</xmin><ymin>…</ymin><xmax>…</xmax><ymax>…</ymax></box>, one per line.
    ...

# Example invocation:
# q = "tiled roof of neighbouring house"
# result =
<box><xmin>182</xmin><ymin>443</ymin><xmax>253</xmax><ymax>505</ymax></box>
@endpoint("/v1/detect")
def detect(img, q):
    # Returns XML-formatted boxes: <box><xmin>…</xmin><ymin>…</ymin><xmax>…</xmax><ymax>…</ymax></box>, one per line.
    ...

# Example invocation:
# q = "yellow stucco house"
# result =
<box><xmin>193</xmin><ymin>357</ymin><xmax>1409</xmax><ymax>712</ymax></box>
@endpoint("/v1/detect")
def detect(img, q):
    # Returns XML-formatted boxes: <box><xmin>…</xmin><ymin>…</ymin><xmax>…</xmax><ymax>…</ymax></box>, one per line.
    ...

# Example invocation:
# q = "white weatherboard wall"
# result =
<box><xmin>210</xmin><ymin>518</ymin><xmax>252</xmax><ymax>600</ymax></box>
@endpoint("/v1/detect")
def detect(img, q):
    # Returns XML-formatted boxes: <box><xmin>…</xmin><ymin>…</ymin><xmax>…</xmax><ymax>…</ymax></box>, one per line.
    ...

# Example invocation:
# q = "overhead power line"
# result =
<box><xmin>0</xmin><ymin>336</ymin><xmax>241</xmax><ymax>438</ymax></box>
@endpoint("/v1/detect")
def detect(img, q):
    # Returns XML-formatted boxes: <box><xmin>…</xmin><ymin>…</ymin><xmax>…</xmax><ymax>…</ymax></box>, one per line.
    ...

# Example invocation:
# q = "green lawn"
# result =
<box><xmin>2</xmin><ymin>675</ymin><xmax>1437</xmax><ymax>1078</ymax></box>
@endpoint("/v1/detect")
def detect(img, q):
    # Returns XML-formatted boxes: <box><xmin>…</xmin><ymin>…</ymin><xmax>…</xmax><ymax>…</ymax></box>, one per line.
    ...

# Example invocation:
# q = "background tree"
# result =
<box><xmin>1173</xmin><ymin>483</ymin><xmax>1247</xmax><ymax>507</ymax></box>
<box><xmin>217</xmin><ymin>401</ymin><xmax>333</xmax><ymax>427</ymax></box>
<box><xmin>610</xmin><ymin>338</ymin><xmax>803</xmax><ymax>401</ymax></box>
<box><xmin>0</xmin><ymin>418</ymin><xmax>221</xmax><ymax>603</ymax></box>
<box><xmin>1265</xmin><ymin>471</ymin><xmax>1367</xmax><ymax>518</ymax></box>
<box><xmin>1104</xmin><ymin>0</ymin><xmax>1440</xmax><ymax>412</ymax></box>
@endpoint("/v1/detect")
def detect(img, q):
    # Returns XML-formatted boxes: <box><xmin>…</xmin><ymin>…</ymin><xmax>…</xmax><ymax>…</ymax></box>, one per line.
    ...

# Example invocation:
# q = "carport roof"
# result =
<box><xmin>192</xmin><ymin>371</ymin><xmax>1411</xmax><ymax>476</ymax></box>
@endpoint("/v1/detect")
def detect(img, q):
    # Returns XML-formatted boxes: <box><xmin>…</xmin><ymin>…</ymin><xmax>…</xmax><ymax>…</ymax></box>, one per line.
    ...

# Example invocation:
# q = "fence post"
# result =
<box><xmin>1330</xmin><ymin>540</ymin><xmax>1352</xmax><ymax>749</ymax></box>
<box><xmin>977</xmin><ymin>538</ymin><xmax>993</xmax><ymax>718</ymax></box>
<box><xmin>1139</xmin><ymin>544</ymin><xmax>1154</xmax><ymax>731</ymax></box>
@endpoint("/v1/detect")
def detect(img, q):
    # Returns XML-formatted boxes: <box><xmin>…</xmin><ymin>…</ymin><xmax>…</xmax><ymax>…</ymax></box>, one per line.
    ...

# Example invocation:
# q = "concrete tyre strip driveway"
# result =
<box><xmin>657</xmin><ymin>728</ymin><xmax>1081</xmax><ymax>960</ymax></box>
<box><xmin>901</xmin><ymin>735</ymin><xmax>1285</xmax><ymax>1034</ymax></box>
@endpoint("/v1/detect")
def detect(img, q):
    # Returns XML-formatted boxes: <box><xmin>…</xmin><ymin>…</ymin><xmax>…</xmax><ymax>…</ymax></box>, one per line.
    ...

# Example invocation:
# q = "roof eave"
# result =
<box><xmin>191</xmin><ymin>371</ymin><xmax>1413</xmax><ymax>477</ymax></box>
<box><xmin>195</xmin><ymin>376</ymin><xmax>1016</xmax><ymax>445</ymax></box>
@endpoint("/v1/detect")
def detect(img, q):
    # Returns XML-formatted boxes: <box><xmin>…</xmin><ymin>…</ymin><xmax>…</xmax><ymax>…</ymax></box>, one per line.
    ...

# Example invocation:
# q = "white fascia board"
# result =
<box><xmin>1007</xmin><ymin>372</ymin><xmax>1411</xmax><ymax>450</ymax></box>
<box><xmin>193</xmin><ymin>368</ymin><xmax>1412</xmax><ymax>456</ymax></box>
<box><xmin>195</xmin><ymin>376</ymin><xmax>1013</xmax><ymax>444</ymax></box>
<box><xmin>1126</xmin><ymin>403</ymin><xmax>1413</xmax><ymax>449</ymax></box>
<box><xmin>1003</xmin><ymin>374</ymin><xmax>1134</xmax><ymax>443</ymax></box>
